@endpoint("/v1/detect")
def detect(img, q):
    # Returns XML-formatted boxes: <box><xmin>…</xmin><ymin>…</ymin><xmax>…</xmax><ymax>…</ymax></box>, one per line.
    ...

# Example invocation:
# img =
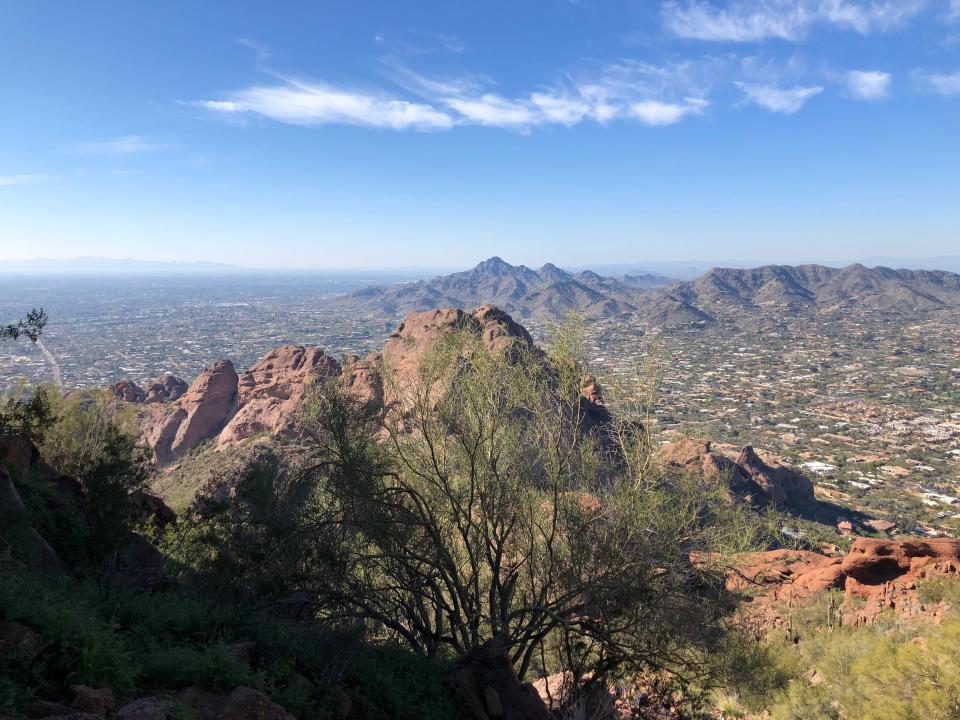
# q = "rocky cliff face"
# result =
<box><xmin>219</xmin><ymin>345</ymin><xmax>341</xmax><ymax>446</ymax></box>
<box><xmin>657</xmin><ymin>438</ymin><xmax>815</xmax><ymax>508</ymax></box>
<box><xmin>141</xmin><ymin>360</ymin><xmax>239</xmax><ymax>464</ymax></box>
<box><xmin>124</xmin><ymin>305</ymin><xmax>563</xmax><ymax>465</ymax></box>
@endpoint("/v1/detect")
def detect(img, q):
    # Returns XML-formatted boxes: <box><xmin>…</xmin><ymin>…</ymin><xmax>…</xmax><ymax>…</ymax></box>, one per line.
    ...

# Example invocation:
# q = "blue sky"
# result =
<box><xmin>1</xmin><ymin>0</ymin><xmax>958</xmax><ymax>269</ymax></box>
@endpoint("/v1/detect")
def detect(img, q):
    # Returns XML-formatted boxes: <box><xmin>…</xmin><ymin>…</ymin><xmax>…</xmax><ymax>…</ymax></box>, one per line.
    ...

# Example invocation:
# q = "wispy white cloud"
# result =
<box><xmin>0</xmin><ymin>174</ymin><xmax>53</xmax><ymax>186</ymax></box>
<box><xmin>236</xmin><ymin>37</ymin><xmax>271</xmax><ymax>62</ymax></box>
<box><xmin>629</xmin><ymin>98</ymin><xmax>709</xmax><ymax>124</ymax></box>
<box><xmin>199</xmin><ymin>78</ymin><xmax>455</xmax><ymax>131</ymax></box>
<box><xmin>443</xmin><ymin>94</ymin><xmax>540</xmax><ymax>128</ymax></box>
<box><xmin>844</xmin><ymin>69</ymin><xmax>891</xmax><ymax>99</ymax></box>
<box><xmin>200</xmin><ymin>59</ymin><xmax>718</xmax><ymax>131</ymax></box>
<box><xmin>663</xmin><ymin>0</ymin><xmax>927</xmax><ymax>41</ymax></box>
<box><xmin>735</xmin><ymin>81</ymin><xmax>824</xmax><ymax>112</ymax></box>
<box><xmin>915</xmin><ymin>68</ymin><xmax>960</xmax><ymax>95</ymax></box>
<box><xmin>952</xmin><ymin>0</ymin><xmax>960</xmax><ymax>20</ymax></box>
<box><xmin>66</xmin><ymin>135</ymin><xmax>170</xmax><ymax>154</ymax></box>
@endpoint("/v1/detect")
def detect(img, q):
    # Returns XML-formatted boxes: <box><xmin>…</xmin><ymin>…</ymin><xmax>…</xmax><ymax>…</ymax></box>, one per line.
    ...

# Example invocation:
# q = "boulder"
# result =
<box><xmin>0</xmin><ymin>621</ymin><xmax>37</xmax><ymax>658</ymax></box>
<box><xmin>69</xmin><ymin>686</ymin><xmax>113</xmax><ymax>716</ymax></box>
<box><xmin>451</xmin><ymin>638</ymin><xmax>550</xmax><ymax>720</ymax></box>
<box><xmin>113</xmin><ymin>698</ymin><xmax>174</xmax><ymax>720</ymax></box>
<box><xmin>178</xmin><ymin>686</ymin><xmax>294</xmax><ymax>720</ymax></box>
<box><xmin>113</xmin><ymin>380</ymin><xmax>146</xmax><ymax>403</ymax></box>
<box><xmin>0</xmin><ymin>434</ymin><xmax>41</xmax><ymax>477</ymax></box>
<box><xmin>131</xmin><ymin>490</ymin><xmax>177</xmax><ymax>525</ymax></box>
<box><xmin>144</xmin><ymin>375</ymin><xmax>188</xmax><ymax>403</ymax></box>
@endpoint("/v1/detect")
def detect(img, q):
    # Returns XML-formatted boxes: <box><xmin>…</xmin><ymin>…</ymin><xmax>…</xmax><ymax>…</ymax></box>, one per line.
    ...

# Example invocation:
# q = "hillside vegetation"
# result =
<box><xmin>3</xmin><ymin>308</ymin><xmax>960</xmax><ymax>719</ymax></box>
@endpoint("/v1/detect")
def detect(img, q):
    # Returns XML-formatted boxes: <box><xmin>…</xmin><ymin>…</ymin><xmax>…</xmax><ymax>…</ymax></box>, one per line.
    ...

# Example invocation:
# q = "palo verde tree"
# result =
<box><xmin>299</xmin><ymin>319</ymin><xmax>769</xmax><ymax>704</ymax></box>
<box><xmin>1</xmin><ymin>308</ymin><xmax>47</xmax><ymax>342</ymax></box>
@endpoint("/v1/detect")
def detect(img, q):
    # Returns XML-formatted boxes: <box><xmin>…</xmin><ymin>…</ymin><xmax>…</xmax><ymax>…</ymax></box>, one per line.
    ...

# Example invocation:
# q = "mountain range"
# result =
<box><xmin>348</xmin><ymin>256</ymin><xmax>671</xmax><ymax>320</ymax></box>
<box><xmin>351</xmin><ymin>257</ymin><xmax>960</xmax><ymax>325</ymax></box>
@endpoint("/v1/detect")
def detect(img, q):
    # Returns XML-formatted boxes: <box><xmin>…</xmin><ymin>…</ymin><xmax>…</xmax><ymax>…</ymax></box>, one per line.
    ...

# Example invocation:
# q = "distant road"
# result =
<box><xmin>35</xmin><ymin>339</ymin><xmax>63</xmax><ymax>388</ymax></box>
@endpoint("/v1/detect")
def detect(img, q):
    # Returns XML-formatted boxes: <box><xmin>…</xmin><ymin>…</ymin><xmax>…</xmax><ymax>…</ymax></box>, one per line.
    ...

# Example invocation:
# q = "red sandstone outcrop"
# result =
<box><xmin>141</xmin><ymin>360</ymin><xmax>239</xmax><ymax>464</ymax></box>
<box><xmin>841</xmin><ymin>537</ymin><xmax>960</xmax><ymax>598</ymax></box>
<box><xmin>657</xmin><ymin>438</ymin><xmax>814</xmax><ymax>507</ymax></box>
<box><xmin>144</xmin><ymin>374</ymin><xmax>188</xmax><ymax>403</ymax></box>
<box><xmin>732</xmin><ymin>537</ymin><xmax>960</xmax><ymax>627</ymax></box>
<box><xmin>113</xmin><ymin>379</ymin><xmax>146</xmax><ymax>403</ymax></box>
<box><xmin>218</xmin><ymin>345</ymin><xmax>341</xmax><ymax>445</ymax></box>
<box><xmin>125</xmin><ymin>306</ymin><xmax>612</xmax><ymax>465</ymax></box>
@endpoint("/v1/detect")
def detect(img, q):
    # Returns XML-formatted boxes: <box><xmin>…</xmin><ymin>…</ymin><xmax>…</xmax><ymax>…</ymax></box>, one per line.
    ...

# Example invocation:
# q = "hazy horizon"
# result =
<box><xmin>3</xmin><ymin>253</ymin><xmax>960</xmax><ymax>278</ymax></box>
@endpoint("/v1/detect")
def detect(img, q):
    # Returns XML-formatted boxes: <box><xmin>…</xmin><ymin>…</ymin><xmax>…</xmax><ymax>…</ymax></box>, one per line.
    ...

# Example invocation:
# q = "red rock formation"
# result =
<box><xmin>142</xmin><ymin>360</ymin><xmax>239</xmax><ymax>464</ymax></box>
<box><xmin>144</xmin><ymin>374</ymin><xmax>188</xmax><ymax>403</ymax></box>
<box><xmin>732</xmin><ymin>538</ymin><xmax>960</xmax><ymax>627</ymax></box>
<box><xmin>113</xmin><ymin>379</ymin><xmax>146</xmax><ymax>403</ymax></box>
<box><xmin>841</xmin><ymin>537</ymin><xmax>960</xmax><ymax>598</ymax></box>
<box><xmin>218</xmin><ymin>345</ymin><xmax>340</xmax><ymax>445</ymax></box>
<box><xmin>736</xmin><ymin>445</ymin><xmax>814</xmax><ymax>506</ymax></box>
<box><xmin>657</xmin><ymin>438</ymin><xmax>814</xmax><ymax>508</ymax></box>
<box><xmin>134</xmin><ymin>307</ymin><xmax>610</xmax><ymax>465</ymax></box>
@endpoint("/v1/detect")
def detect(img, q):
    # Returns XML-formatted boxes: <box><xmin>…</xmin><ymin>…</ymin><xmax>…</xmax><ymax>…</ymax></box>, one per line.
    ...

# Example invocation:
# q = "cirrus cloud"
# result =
<box><xmin>199</xmin><ymin>78</ymin><xmax>455</xmax><ymax>131</ymax></box>
<box><xmin>735</xmin><ymin>81</ymin><xmax>824</xmax><ymax>112</ymax></box>
<box><xmin>199</xmin><ymin>59</ymin><xmax>719</xmax><ymax>132</ymax></box>
<box><xmin>663</xmin><ymin>0</ymin><xmax>927</xmax><ymax>41</ymax></box>
<box><xmin>844</xmin><ymin>70</ymin><xmax>892</xmax><ymax>99</ymax></box>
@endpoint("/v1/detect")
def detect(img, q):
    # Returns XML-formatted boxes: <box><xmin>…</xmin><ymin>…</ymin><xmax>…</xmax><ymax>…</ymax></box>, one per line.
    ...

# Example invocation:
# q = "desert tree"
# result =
<box><xmin>1</xmin><ymin>308</ymin><xmax>47</xmax><ymax>342</ymax></box>
<box><xmin>300</xmin><ymin>319</ymin><xmax>768</xmax><ymax>703</ymax></box>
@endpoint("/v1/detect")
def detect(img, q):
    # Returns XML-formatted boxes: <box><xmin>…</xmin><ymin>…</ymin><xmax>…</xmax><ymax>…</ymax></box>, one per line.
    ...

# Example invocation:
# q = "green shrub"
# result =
<box><xmin>339</xmin><ymin>644</ymin><xmax>464</xmax><ymax>720</ymax></box>
<box><xmin>138</xmin><ymin>645</ymin><xmax>256</xmax><ymax>691</ymax></box>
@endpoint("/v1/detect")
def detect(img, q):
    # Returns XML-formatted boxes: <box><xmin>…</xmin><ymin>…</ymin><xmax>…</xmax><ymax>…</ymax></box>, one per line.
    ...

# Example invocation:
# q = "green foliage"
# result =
<box><xmin>728</xmin><ymin>584</ymin><xmax>960</xmax><ymax>720</ymax></box>
<box><xmin>6</xmin><ymin>386</ymin><xmax>149</xmax><ymax>569</ymax></box>
<box><xmin>0</xmin><ymin>574</ymin><xmax>138</xmax><ymax>707</ymax></box>
<box><xmin>138</xmin><ymin>645</ymin><xmax>256</xmax><ymax>691</ymax></box>
<box><xmin>0</xmin><ymin>382</ymin><xmax>59</xmax><ymax>445</ymax></box>
<box><xmin>338</xmin><ymin>644</ymin><xmax>464</xmax><ymax>720</ymax></box>
<box><xmin>0</xmin><ymin>308</ymin><xmax>47</xmax><ymax>342</ymax></box>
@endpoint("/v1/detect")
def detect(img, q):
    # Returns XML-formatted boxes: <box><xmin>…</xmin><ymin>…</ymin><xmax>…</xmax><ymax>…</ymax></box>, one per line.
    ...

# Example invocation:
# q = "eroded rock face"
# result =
<box><xmin>113</xmin><ymin>380</ymin><xmax>146</xmax><ymax>403</ymax></box>
<box><xmin>657</xmin><ymin>438</ymin><xmax>814</xmax><ymax>508</ymax></box>
<box><xmin>145</xmin><ymin>375</ymin><xmax>188</xmax><ymax>403</ymax></box>
<box><xmin>218</xmin><ymin>345</ymin><xmax>341</xmax><ymax>446</ymax></box>
<box><xmin>142</xmin><ymin>360</ymin><xmax>239</xmax><ymax>464</ymax></box>
<box><xmin>732</xmin><ymin>538</ymin><xmax>960</xmax><ymax>627</ymax></box>
<box><xmin>129</xmin><ymin>307</ymin><xmax>611</xmax><ymax>466</ymax></box>
<box><xmin>841</xmin><ymin>537</ymin><xmax>960</xmax><ymax>598</ymax></box>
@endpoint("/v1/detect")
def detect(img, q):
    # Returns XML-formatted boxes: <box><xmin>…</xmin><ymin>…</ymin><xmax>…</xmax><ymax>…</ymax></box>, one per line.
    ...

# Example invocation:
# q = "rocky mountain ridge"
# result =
<box><xmin>116</xmin><ymin>308</ymin><xmax>819</xmax><ymax>518</ymax></box>
<box><xmin>349</xmin><ymin>258</ymin><xmax>960</xmax><ymax>325</ymax></box>
<box><xmin>346</xmin><ymin>256</ymin><xmax>666</xmax><ymax>320</ymax></box>
<box><xmin>117</xmin><ymin>305</ymin><xmax>611</xmax><ymax>468</ymax></box>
